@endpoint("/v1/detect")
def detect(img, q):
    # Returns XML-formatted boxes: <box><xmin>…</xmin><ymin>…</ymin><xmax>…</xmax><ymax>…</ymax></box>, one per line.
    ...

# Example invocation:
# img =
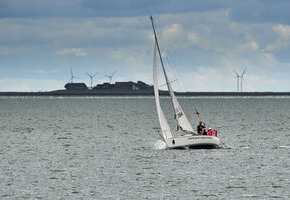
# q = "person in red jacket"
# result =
<box><xmin>207</xmin><ymin>128</ymin><xmax>213</xmax><ymax>135</ymax></box>
<box><xmin>213</xmin><ymin>129</ymin><xmax>218</xmax><ymax>137</ymax></box>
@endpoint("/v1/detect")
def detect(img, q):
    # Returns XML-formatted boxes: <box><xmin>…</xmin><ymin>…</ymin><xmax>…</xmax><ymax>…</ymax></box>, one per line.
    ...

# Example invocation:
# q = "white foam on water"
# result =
<box><xmin>242</xmin><ymin>194</ymin><xmax>260</xmax><ymax>198</ymax></box>
<box><xmin>279</xmin><ymin>146</ymin><xmax>290</xmax><ymax>149</ymax></box>
<box><xmin>154</xmin><ymin>140</ymin><xmax>167</xmax><ymax>150</ymax></box>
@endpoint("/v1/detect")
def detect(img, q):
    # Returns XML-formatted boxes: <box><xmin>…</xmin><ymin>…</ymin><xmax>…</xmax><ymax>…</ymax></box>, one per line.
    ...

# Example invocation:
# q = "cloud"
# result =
<box><xmin>0</xmin><ymin>17</ymin><xmax>150</xmax><ymax>51</ymax></box>
<box><xmin>0</xmin><ymin>78</ymin><xmax>64</xmax><ymax>92</ymax></box>
<box><xmin>258</xmin><ymin>53</ymin><xmax>277</xmax><ymax>67</ymax></box>
<box><xmin>187</xmin><ymin>32</ymin><xmax>200</xmax><ymax>45</ymax></box>
<box><xmin>167</xmin><ymin>66</ymin><xmax>290</xmax><ymax>92</ymax></box>
<box><xmin>0</xmin><ymin>45</ymin><xmax>9</xmax><ymax>56</ymax></box>
<box><xmin>163</xmin><ymin>24</ymin><xmax>182</xmax><ymax>39</ymax></box>
<box><xmin>0</xmin><ymin>0</ymin><xmax>229</xmax><ymax>18</ymax></box>
<box><xmin>108</xmin><ymin>47</ymin><xmax>150</xmax><ymax>68</ymax></box>
<box><xmin>1</xmin><ymin>3</ymin><xmax>290</xmax><ymax>92</ymax></box>
<box><xmin>177</xmin><ymin>67</ymin><xmax>233</xmax><ymax>92</ymax></box>
<box><xmin>187</xmin><ymin>30</ymin><xmax>211</xmax><ymax>50</ymax></box>
<box><xmin>56</xmin><ymin>48</ymin><xmax>88</xmax><ymax>56</ymax></box>
<box><xmin>230</xmin><ymin>0</ymin><xmax>290</xmax><ymax>25</ymax></box>
<box><xmin>265</xmin><ymin>24</ymin><xmax>290</xmax><ymax>51</ymax></box>
<box><xmin>26</xmin><ymin>69</ymin><xmax>61</xmax><ymax>74</ymax></box>
<box><xmin>238</xmin><ymin>41</ymin><xmax>259</xmax><ymax>52</ymax></box>
<box><xmin>0</xmin><ymin>0</ymin><xmax>85</xmax><ymax>18</ymax></box>
<box><xmin>1</xmin><ymin>0</ymin><xmax>290</xmax><ymax>27</ymax></box>
<box><xmin>244</xmin><ymin>74</ymin><xmax>285</xmax><ymax>92</ymax></box>
<box><xmin>274</xmin><ymin>24</ymin><xmax>290</xmax><ymax>38</ymax></box>
<box><xmin>27</xmin><ymin>69</ymin><xmax>46</xmax><ymax>74</ymax></box>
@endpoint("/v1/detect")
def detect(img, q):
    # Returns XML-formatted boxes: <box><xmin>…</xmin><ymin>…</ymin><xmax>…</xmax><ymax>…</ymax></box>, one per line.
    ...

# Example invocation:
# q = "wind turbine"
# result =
<box><xmin>69</xmin><ymin>67</ymin><xmax>79</xmax><ymax>83</ymax></box>
<box><xmin>86</xmin><ymin>72</ymin><xmax>99</xmax><ymax>88</ymax></box>
<box><xmin>240</xmin><ymin>67</ymin><xmax>246</xmax><ymax>92</ymax></box>
<box><xmin>104</xmin><ymin>71</ymin><xmax>117</xmax><ymax>84</ymax></box>
<box><xmin>233</xmin><ymin>70</ymin><xmax>240</xmax><ymax>92</ymax></box>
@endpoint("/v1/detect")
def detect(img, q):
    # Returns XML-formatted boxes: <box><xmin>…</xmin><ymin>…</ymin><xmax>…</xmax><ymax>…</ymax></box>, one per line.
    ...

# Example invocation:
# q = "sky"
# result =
<box><xmin>1</xmin><ymin>0</ymin><xmax>290</xmax><ymax>92</ymax></box>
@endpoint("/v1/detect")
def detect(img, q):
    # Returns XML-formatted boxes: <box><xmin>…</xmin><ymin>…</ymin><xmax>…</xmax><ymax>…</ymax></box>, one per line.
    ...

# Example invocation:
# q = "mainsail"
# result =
<box><xmin>153</xmin><ymin>43</ymin><xmax>173</xmax><ymax>139</ymax></box>
<box><xmin>150</xmin><ymin>16</ymin><xmax>194</xmax><ymax>134</ymax></box>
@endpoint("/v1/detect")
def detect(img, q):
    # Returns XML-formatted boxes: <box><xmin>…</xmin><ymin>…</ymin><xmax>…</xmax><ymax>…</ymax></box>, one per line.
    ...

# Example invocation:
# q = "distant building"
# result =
<box><xmin>65</xmin><ymin>83</ymin><xmax>88</xmax><ymax>90</ymax></box>
<box><xmin>115</xmin><ymin>81</ymin><xmax>153</xmax><ymax>90</ymax></box>
<box><xmin>93</xmin><ymin>80</ymin><xmax>153</xmax><ymax>90</ymax></box>
<box><xmin>115</xmin><ymin>81</ymin><xmax>135</xmax><ymax>90</ymax></box>
<box><xmin>135</xmin><ymin>81</ymin><xmax>153</xmax><ymax>90</ymax></box>
<box><xmin>94</xmin><ymin>82</ymin><xmax>114</xmax><ymax>89</ymax></box>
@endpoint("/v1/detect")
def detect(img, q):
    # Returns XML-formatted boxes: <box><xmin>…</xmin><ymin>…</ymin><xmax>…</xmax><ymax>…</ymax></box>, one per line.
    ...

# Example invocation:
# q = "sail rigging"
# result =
<box><xmin>150</xmin><ymin>16</ymin><xmax>194</xmax><ymax>134</ymax></box>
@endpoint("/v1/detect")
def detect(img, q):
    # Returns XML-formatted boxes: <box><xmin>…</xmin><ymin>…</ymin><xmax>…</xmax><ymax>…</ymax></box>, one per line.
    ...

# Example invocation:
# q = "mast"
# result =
<box><xmin>150</xmin><ymin>16</ymin><xmax>171</xmax><ymax>87</ymax></box>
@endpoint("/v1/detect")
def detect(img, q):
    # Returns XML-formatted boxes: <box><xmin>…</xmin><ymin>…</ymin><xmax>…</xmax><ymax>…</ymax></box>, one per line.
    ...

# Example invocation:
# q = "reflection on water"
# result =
<box><xmin>0</xmin><ymin>96</ymin><xmax>290</xmax><ymax>199</ymax></box>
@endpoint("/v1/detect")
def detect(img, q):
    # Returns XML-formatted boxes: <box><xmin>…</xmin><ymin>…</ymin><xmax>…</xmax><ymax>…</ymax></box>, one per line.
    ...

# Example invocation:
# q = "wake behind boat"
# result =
<box><xmin>150</xmin><ymin>16</ymin><xmax>220</xmax><ymax>149</ymax></box>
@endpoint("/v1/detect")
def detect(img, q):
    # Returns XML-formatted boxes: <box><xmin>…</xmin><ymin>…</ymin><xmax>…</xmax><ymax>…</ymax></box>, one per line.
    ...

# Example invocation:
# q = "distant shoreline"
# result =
<box><xmin>1</xmin><ymin>90</ymin><xmax>290</xmax><ymax>96</ymax></box>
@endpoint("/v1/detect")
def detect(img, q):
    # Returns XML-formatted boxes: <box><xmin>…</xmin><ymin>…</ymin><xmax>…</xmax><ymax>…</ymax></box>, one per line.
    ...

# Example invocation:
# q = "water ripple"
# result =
<box><xmin>1</xmin><ymin>96</ymin><xmax>290</xmax><ymax>199</ymax></box>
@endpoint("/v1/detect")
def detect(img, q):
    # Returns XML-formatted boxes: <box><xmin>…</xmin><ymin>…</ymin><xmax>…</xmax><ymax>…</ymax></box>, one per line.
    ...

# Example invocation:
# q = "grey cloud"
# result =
<box><xmin>229</xmin><ymin>0</ymin><xmax>290</xmax><ymax>24</ymax></box>
<box><xmin>275</xmin><ymin>50</ymin><xmax>290</xmax><ymax>63</ymax></box>
<box><xmin>0</xmin><ymin>0</ymin><xmax>231</xmax><ymax>18</ymax></box>
<box><xmin>0</xmin><ymin>0</ymin><xmax>85</xmax><ymax>18</ymax></box>
<box><xmin>81</xmin><ymin>0</ymin><xmax>227</xmax><ymax>17</ymax></box>
<box><xmin>0</xmin><ymin>17</ymin><xmax>152</xmax><ymax>49</ymax></box>
<box><xmin>1</xmin><ymin>0</ymin><xmax>290</xmax><ymax>25</ymax></box>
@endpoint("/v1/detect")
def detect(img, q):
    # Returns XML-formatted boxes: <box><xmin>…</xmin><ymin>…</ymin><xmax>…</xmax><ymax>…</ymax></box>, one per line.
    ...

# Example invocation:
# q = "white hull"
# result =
<box><xmin>164</xmin><ymin>134</ymin><xmax>220</xmax><ymax>149</ymax></box>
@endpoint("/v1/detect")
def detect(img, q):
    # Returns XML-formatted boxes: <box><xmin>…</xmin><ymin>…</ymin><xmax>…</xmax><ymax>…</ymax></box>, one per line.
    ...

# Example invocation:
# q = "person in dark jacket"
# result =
<box><xmin>197</xmin><ymin>121</ymin><xmax>205</xmax><ymax>135</ymax></box>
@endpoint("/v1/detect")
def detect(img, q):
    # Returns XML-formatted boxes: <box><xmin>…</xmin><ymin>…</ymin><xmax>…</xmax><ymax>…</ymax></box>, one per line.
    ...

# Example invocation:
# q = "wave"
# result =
<box><xmin>154</xmin><ymin>140</ymin><xmax>167</xmax><ymax>150</ymax></box>
<box><xmin>279</xmin><ymin>145</ymin><xmax>290</xmax><ymax>149</ymax></box>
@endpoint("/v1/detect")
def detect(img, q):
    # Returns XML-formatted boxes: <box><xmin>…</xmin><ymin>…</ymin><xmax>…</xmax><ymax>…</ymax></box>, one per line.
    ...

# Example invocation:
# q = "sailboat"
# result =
<box><xmin>150</xmin><ymin>16</ymin><xmax>220</xmax><ymax>149</ymax></box>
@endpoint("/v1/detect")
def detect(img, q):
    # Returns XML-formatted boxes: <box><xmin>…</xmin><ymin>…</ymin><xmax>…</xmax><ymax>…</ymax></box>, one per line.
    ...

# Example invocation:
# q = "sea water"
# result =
<box><xmin>0</xmin><ymin>96</ymin><xmax>289</xmax><ymax>199</ymax></box>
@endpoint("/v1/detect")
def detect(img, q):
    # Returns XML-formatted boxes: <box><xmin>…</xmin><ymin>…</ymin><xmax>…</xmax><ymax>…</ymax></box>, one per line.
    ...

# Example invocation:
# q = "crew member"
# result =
<box><xmin>197</xmin><ymin>121</ymin><xmax>205</xmax><ymax>134</ymax></box>
<box><xmin>213</xmin><ymin>129</ymin><xmax>218</xmax><ymax>137</ymax></box>
<box><xmin>207</xmin><ymin>127</ymin><xmax>213</xmax><ymax>136</ymax></box>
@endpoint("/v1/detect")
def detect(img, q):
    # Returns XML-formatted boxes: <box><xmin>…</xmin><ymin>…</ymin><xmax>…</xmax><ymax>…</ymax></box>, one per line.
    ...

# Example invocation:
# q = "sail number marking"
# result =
<box><xmin>174</xmin><ymin>112</ymin><xmax>183</xmax><ymax>119</ymax></box>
